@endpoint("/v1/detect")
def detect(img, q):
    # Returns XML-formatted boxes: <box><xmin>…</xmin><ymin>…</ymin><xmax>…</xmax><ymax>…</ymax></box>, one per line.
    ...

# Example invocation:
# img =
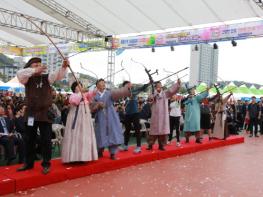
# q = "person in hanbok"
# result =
<box><xmin>91</xmin><ymin>79</ymin><xmax>131</xmax><ymax>160</ymax></box>
<box><xmin>147</xmin><ymin>80</ymin><xmax>181</xmax><ymax>151</ymax></box>
<box><xmin>213</xmin><ymin>93</ymin><xmax>233</xmax><ymax>139</ymax></box>
<box><xmin>183</xmin><ymin>87</ymin><xmax>209</xmax><ymax>143</ymax></box>
<box><xmin>62</xmin><ymin>81</ymin><xmax>98</xmax><ymax>163</ymax></box>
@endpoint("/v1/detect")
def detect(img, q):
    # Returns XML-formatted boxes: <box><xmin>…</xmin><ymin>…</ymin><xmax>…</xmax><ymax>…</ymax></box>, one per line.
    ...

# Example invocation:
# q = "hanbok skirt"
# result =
<box><xmin>62</xmin><ymin>103</ymin><xmax>98</xmax><ymax>163</ymax></box>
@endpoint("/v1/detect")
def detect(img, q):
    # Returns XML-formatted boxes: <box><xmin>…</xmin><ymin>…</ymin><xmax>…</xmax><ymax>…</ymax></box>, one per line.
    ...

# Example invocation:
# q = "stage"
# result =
<box><xmin>0</xmin><ymin>135</ymin><xmax>244</xmax><ymax>195</ymax></box>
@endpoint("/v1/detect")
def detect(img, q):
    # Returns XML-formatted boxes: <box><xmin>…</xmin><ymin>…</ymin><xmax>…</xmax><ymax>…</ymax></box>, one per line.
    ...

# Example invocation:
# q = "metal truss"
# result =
<box><xmin>107</xmin><ymin>49</ymin><xmax>116</xmax><ymax>88</ymax></box>
<box><xmin>24</xmin><ymin>0</ymin><xmax>106</xmax><ymax>37</ymax></box>
<box><xmin>252</xmin><ymin>0</ymin><xmax>263</xmax><ymax>9</ymax></box>
<box><xmin>0</xmin><ymin>7</ymin><xmax>99</xmax><ymax>42</ymax></box>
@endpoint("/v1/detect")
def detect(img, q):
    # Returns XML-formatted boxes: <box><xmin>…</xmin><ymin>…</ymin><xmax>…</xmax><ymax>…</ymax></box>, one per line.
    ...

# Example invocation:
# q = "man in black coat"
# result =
<box><xmin>0</xmin><ymin>105</ymin><xmax>17</xmax><ymax>165</ymax></box>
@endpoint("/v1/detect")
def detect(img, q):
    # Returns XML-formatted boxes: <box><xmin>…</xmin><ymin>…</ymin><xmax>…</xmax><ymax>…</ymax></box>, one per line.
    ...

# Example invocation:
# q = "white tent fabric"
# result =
<box><xmin>0</xmin><ymin>76</ymin><xmax>24</xmax><ymax>89</ymax></box>
<box><xmin>6</xmin><ymin>76</ymin><xmax>21</xmax><ymax>84</ymax></box>
<box><xmin>53</xmin><ymin>0</ymin><xmax>263</xmax><ymax>35</ymax></box>
<box><xmin>1</xmin><ymin>0</ymin><xmax>263</xmax><ymax>46</ymax></box>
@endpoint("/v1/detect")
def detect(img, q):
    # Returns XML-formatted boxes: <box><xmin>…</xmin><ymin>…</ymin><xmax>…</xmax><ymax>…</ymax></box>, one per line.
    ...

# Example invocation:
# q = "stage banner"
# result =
<box><xmin>72</xmin><ymin>39</ymin><xmax>105</xmax><ymax>52</ymax></box>
<box><xmin>113</xmin><ymin>20</ymin><xmax>263</xmax><ymax>49</ymax></box>
<box><xmin>0</xmin><ymin>46</ymin><xmax>23</xmax><ymax>56</ymax></box>
<box><xmin>22</xmin><ymin>39</ymin><xmax>105</xmax><ymax>56</ymax></box>
<box><xmin>22</xmin><ymin>45</ymin><xmax>48</xmax><ymax>56</ymax></box>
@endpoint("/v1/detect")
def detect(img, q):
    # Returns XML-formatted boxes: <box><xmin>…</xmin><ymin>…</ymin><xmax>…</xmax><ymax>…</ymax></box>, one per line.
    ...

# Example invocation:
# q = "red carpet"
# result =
<box><xmin>0</xmin><ymin>135</ymin><xmax>244</xmax><ymax>195</ymax></box>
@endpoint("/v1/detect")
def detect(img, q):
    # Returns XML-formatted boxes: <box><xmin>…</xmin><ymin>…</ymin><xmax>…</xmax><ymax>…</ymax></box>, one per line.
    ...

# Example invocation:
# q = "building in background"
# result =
<box><xmin>13</xmin><ymin>56</ymin><xmax>25</xmax><ymax>69</ymax></box>
<box><xmin>37</xmin><ymin>52</ymin><xmax>69</xmax><ymax>81</ymax></box>
<box><xmin>0</xmin><ymin>65</ymin><xmax>18</xmax><ymax>81</ymax></box>
<box><xmin>189</xmin><ymin>43</ymin><xmax>218</xmax><ymax>87</ymax></box>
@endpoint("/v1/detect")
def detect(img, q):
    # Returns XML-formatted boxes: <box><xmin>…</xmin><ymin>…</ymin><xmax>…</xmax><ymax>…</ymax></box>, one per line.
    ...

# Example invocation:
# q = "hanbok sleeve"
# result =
<box><xmin>131</xmin><ymin>84</ymin><xmax>150</xmax><ymax>96</ymax></box>
<box><xmin>48</xmin><ymin>67</ymin><xmax>68</xmax><ymax>84</ymax></box>
<box><xmin>165</xmin><ymin>82</ymin><xmax>180</xmax><ymax>98</ymax></box>
<box><xmin>111</xmin><ymin>86</ymin><xmax>131</xmax><ymax>101</ymax></box>
<box><xmin>69</xmin><ymin>93</ymin><xmax>82</xmax><ymax>106</ymax></box>
<box><xmin>196</xmin><ymin>91</ymin><xmax>209</xmax><ymax>103</ymax></box>
<box><xmin>17</xmin><ymin>68</ymin><xmax>35</xmax><ymax>85</ymax></box>
<box><xmin>85</xmin><ymin>90</ymin><xmax>97</xmax><ymax>102</ymax></box>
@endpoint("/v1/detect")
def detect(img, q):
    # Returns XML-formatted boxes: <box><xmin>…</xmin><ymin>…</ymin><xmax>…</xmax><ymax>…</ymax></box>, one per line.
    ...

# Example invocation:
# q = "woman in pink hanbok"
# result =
<box><xmin>62</xmin><ymin>82</ymin><xmax>98</xmax><ymax>163</ymax></box>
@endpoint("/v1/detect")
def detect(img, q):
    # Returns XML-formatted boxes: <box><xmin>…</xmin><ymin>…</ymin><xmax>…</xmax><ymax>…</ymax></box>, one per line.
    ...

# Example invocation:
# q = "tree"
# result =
<box><xmin>0</xmin><ymin>53</ymin><xmax>14</xmax><ymax>67</ymax></box>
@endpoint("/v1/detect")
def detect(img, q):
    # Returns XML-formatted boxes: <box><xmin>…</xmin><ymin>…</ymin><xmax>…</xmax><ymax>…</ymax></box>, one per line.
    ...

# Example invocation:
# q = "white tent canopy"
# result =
<box><xmin>27</xmin><ymin>0</ymin><xmax>263</xmax><ymax>35</ymax></box>
<box><xmin>1</xmin><ymin>0</ymin><xmax>263</xmax><ymax>46</ymax></box>
<box><xmin>0</xmin><ymin>76</ymin><xmax>24</xmax><ymax>92</ymax></box>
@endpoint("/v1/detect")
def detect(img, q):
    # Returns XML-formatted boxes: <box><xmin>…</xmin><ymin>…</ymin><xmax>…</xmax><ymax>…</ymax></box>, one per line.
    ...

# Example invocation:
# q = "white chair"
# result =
<box><xmin>140</xmin><ymin>119</ymin><xmax>150</xmax><ymax>138</ymax></box>
<box><xmin>51</xmin><ymin>124</ymin><xmax>64</xmax><ymax>154</ymax></box>
<box><xmin>140</xmin><ymin>119</ymin><xmax>147</xmax><ymax>132</ymax></box>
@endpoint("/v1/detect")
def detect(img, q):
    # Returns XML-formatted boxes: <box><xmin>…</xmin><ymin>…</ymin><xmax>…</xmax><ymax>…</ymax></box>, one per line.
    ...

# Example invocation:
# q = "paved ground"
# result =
<box><xmin>5</xmin><ymin>134</ymin><xmax>263</xmax><ymax>197</ymax></box>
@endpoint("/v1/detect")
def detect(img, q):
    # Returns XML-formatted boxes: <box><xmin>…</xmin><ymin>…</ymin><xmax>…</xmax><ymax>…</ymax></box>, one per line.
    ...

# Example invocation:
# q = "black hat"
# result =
<box><xmin>24</xmin><ymin>57</ymin><xmax>41</xmax><ymax>68</ymax></box>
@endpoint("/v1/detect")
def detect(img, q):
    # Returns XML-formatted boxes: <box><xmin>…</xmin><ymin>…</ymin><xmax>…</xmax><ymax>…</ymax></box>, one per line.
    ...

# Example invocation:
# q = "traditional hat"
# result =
<box><xmin>24</xmin><ymin>57</ymin><xmax>41</xmax><ymax>68</ymax></box>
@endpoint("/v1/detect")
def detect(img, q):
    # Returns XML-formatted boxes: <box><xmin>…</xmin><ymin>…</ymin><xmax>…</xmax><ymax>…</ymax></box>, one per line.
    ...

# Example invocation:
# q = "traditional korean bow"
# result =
<box><xmin>131</xmin><ymin>58</ymin><xmax>158</xmax><ymax>94</ymax></box>
<box><xmin>21</xmin><ymin>14</ymin><xmax>87</xmax><ymax>113</ymax></box>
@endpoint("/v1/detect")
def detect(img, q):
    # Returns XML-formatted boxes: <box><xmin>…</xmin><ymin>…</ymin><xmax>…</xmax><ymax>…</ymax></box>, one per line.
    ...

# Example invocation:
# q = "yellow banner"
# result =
<box><xmin>0</xmin><ymin>46</ymin><xmax>23</xmax><ymax>56</ymax></box>
<box><xmin>0</xmin><ymin>40</ymin><xmax>105</xmax><ymax>57</ymax></box>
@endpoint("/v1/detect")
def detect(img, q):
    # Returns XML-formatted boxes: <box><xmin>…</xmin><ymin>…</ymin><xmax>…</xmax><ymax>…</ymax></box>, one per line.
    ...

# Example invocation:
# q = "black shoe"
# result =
<box><xmin>42</xmin><ymin>166</ymin><xmax>50</xmax><ymax>175</ymax></box>
<box><xmin>158</xmin><ymin>146</ymin><xmax>165</xmax><ymax>151</ymax></box>
<box><xmin>17</xmin><ymin>165</ymin><xmax>33</xmax><ymax>172</ymax></box>
<box><xmin>6</xmin><ymin>156</ymin><xmax>16</xmax><ymax>166</ymax></box>
<box><xmin>195</xmin><ymin>139</ymin><xmax>202</xmax><ymax>144</ymax></box>
<box><xmin>146</xmin><ymin>145</ymin><xmax>152</xmax><ymax>150</ymax></box>
<box><xmin>110</xmin><ymin>154</ymin><xmax>117</xmax><ymax>160</ymax></box>
<box><xmin>98</xmin><ymin>149</ymin><xmax>104</xmax><ymax>158</ymax></box>
<box><xmin>249</xmin><ymin>135</ymin><xmax>253</xmax><ymax>137</ymax></box>
<box><xmin>98</xmin><ymin>152</ymin><xmax>103</xmax><ymax>158</ymax></box>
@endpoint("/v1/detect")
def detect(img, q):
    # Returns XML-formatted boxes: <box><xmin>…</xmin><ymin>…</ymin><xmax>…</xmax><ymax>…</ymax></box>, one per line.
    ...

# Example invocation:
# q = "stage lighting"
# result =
<box><xmin>231</xmin><ymin>40</ymin><xmax>237</xmax><ymax>47</ymax></box>
<box><xmin>213</xmin><ymin>43</ymin><xmax>218</xmax><ymax>49</ymax></box>
<box><xmin>170</xmin><ymin>46</ymin><xmax>174</xmax><ymax>51</ymax></box>
<box><xmin>151</xmin><ymin>47</ymin><xmax>155</xmax><ymax>52</ymax></box>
